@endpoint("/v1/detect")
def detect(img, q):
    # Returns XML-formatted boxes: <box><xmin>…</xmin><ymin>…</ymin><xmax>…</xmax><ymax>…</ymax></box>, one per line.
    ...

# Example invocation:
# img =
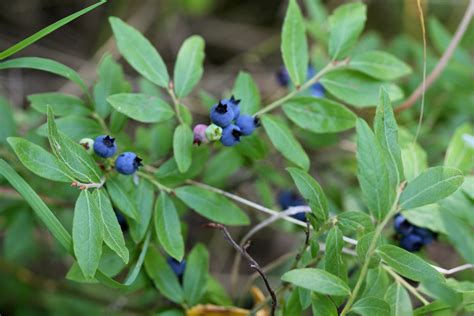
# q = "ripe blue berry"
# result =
<box><xmin>93</xmin><ymin>135</ymin><xmax>117</xmax><ymax>158</ymax></box>
<box><xmin>227</xmin><ymin>95</ymin><xmax>241</xmax><ymax>120</ymax></box>
<box><xmin>399</xmin><ymin>233</ymin><xmax>424</xmax><ymax>252</ymax></box>
<box><xmin>278</xmin><ymin>191</ymin><xmax>307</xmax><ymax>221</ymax></box>
<box><xmin>393</xmin><ymin>214</ymin><xmax>414</xmax><ymax>236</ymax></box>
<box><xmin>235</xmin><ymin>115</ymin><xmax>259</xmax><ymax>136</ymax></box>
<box><xmin>210</xmin><ymin>101</ymin><xmax>234</xmax><ymax>127</ymax></box>
<box><xmin>167</xmin><ymin>257</ymin><xmax>186</xmax><ymax>279</ymax></box>
<box><xmin>221</xmin><ymin>124</ymin><xmax>242</xmax><ymax>147</ymax></box>
<box><xmin>413</xmin><ymin>227</ymin><xmax>437</xmax><ymax>245</ymax></box>
<box><xmin>115</xmin><ymin>152</ymin><xmax>142</xmax><ymax>175</ymax></box>
<box><xmin>276</xmin><ymin>66</ymin><xmax>290</xmax><ymax>87</ymax></box>
<box><xmin>115</xmin><ymin>211</ymin><xmax>128</xmax><ymax>232</ymax></box>
<box><xmin>310</xmin><ymin>82</ymin><xmax>325</xmax><ymax>98</ymax></box>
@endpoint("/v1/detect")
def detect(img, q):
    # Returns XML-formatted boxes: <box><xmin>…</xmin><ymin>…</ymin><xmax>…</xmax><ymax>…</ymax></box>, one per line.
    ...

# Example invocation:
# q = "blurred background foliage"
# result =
<box><xmin>0</xmin><ymin>0</ymin><xmax>473</xmax><ymax>315</ymax></box>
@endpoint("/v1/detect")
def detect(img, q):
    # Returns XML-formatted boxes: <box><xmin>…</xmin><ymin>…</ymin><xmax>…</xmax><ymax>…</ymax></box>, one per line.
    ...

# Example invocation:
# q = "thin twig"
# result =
<box><xmin>205</xmin><ymin>223</ymin><xmax>277</xmax><ymax>316</ymax></box>
<box><xmin>230</xmin><ymin>207</ymin><xmax>311</xmax><ymax>296</ymax></box>
<box><xmin>383</xmin><ymin>265</ymin><xmax>430</xmax><ymax>306</ymax></box>
<box><xmin>188</xmin><ymin>180</ymin><xmax>472</xmax><ymax>278</ymax></box>
<box><xmin>71</xmin><ymin>177</ymin><xmax>105</xmax><ymax>190</ymax></box>
<box><xmin>396</xmin><ymin>0</ymin><xmax>474</xmax><ymax>113</ymax></box>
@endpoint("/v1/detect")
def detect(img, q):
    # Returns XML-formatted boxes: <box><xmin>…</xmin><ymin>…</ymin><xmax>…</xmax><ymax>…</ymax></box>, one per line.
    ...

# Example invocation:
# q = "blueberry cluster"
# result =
<box><xmin>167</xmin><ymin>256</ymin><xmax>186</xmax><ymax>281</ymax></box>
<box><xmin>277</xmin><ymin>190</ymin><xmax>307</xmax><ymax>222</ymax></box>
<box><xmin>80</xmin><ymin>135</ymin><xmax>142</xmax><ymax>175</ymax></box>
<box><xmin>394</xmin><ymin>214</ymin><xmax>437</xmax><ymax>252</ymax></box>
<box><xmin>276</xmin><ymin>65</ymin><xmax>325</xmax><ymax>98</ymax></box>
<box><xmin>194</xmin><ymin>95</ymin><xmax>259</xmax><ymax>147</ymax></box>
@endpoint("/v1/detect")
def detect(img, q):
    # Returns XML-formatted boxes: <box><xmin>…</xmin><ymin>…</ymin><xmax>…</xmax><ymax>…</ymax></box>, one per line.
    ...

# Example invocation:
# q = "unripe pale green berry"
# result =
<box><xmin>79</xmin><ymin>138</ymin><xmax>94</xmax><ymax>155</ymax></box>
<box><xmin>205</xmin><ymin>123</ymin><xmax>223</xmax><ymax>141</ymax></box>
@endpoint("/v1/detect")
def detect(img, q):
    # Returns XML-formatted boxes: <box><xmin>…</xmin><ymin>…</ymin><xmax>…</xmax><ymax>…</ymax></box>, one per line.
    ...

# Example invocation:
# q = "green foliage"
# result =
<box><xmin>0</xmin><ymin>1</ymin><xmax>472</xmax><ymax>314</ymax></box>
<box><xmin>281</xmin><ymin>0</ymin><xmax>308</xmax><ymax>86</ymax></box>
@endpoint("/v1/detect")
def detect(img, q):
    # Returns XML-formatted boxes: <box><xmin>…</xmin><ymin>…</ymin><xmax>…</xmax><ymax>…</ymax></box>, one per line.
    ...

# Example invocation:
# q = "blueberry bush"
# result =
<box><xmin>0</xmin><ymin>0</ymin><xmax>473</xmax><ymax>315</ymax></box>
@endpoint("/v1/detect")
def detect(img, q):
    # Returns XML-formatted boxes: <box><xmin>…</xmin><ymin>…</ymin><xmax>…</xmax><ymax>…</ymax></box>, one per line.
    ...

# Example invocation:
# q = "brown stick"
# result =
<box><xmin>205</xmin><ymin>223</ymin><xmax>277</xmax><ymax>316</ymax></box>
<box><xmin>396</xmin><ymin>0</ymin><xmax>474</xmax><ymax>113</ymax></box>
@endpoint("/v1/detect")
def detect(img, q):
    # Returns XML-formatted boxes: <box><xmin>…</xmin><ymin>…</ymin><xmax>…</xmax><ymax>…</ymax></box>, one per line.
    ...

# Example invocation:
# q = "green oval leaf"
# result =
<box><xmin>94</xmin><ymin>54</ymin><xmax>131</xmax><ymax>118</ymax></box>
<box><xmin>0</xmin><ymin>57</ymin><xmax>88</xmax><ymax>95</ymax></box>
<box><xmin>47</xmin><ymin>107</ymin><xmax>102</xmax><ymax>183</ymax></box>
<box><xmin>261</xmin><ymin>115</ymin><xmax>310</xmax><ymax>171</ymax></box>
<box><xmin>28</xmin><ymin>93</ymin><xmax>90</xmax><ymax>116</ymax></box>
<box><xmin>73</xmin><ymin>190</ymin><xmax>104</xmax><ymax>279</ymax></box>
<box><xmin>349</xmin><ymin>51</ymin><xmax>412</xmax><ymax>81</ymax></box>
<box><xmin>173</xmin><ymin>35</ymin><xmax>205</xmax><ymax>98</ymax></box>
<box><xmin>107</xmin><ymin>93</ymin><xmax>174</xmax><ymax>123</ymax></box>
<box><xmin>173</xmin><ymin>124</ymin><xmax>193</xmax><ymax>173</ymax></box>
<box><xmin>351</xmin><ymin>297</ymin><xmax>390</xmax><ymax>316</ymax></box>
<box><xmin>174</xmin><ymin>186</ymin><xmax>249</xmax><ymax>225</ymax></box>
<box><xmin>374</xmin><ymin>89</ymin><xmax>404</xmax><ymax>185</ymax></box>
<box><xmin>183</xmin><ymin>244</ymin><xmax>209</xmax><ymax>306</ymax></box>
<box><xmin>287</xmin><ymin>167</ymin><xmax>328</xmax><ymax>222</ymax></box>
<box><xmin>130</xmin><ymin>180</ymin><xmax>155</xmax><ymax>243</ymax></box>
<box><xmin>154</xmin><ymin>192</ymin><xmax>184</xmax><ymax>261</ymax></box>
<box><xmin>377</xmin><ymin>244</ymin><xmax>443</xmax><ymax>282</ymax></box>
<box><xmin>325</xmin><ymin>226</ymin><xmax>348</xmax><ymax>282</ymax></box>
<box><xmin>384</xmin><ymin>283</ymin><xmax>413</xmax><ymax>316</ymax></box>
<box><xmin>37</xmin><ymin>115</ymin><xmax>103</xmax><ymax>141</ymax></box>
<box><xmin>400</xmin><ymin>167</ymin><xmax>464</xmax><ymax>209</ymax></box>
<box><xmin>7</xmin><ymin>137</ymin><xmax>72</xmax><ymax>182</ymax></box>
<box><xmin>109</xmin><ymin>17</ymin><xmax>169</xmax><ymax>87</ymax></box>
<box><xmin>95</xmin><ymin>190</ymin><xmax>129</xmax><ymax>264</ymax></box>
<box><xmin>144</xmin><ymin>246</ymin><xmax>184</xmax><ymax>304</ymax></box>
<box><xmin>281</xmin><ymin>0</ymin><xmax>308</xmax><ymax>86</ymax></box>
<box><xmin>106</xmin><ymin>177</ymin><xmax>139</xmax><ymax>221</ymax></box>
<box><xmin>444</xmin><ymin>123</ymin><xmax>474</xmax><ymax>173</ymax></box>
<box><xmin>232</xmin><ymin>71</ymin><xmax>261</xmax><ymax>115</ymax></box>
<box><xmin>281</xmin><ymin>268</ymin><xmax>351</xmax><ymax>296</ymax></box>
<box><xmin>356</xmin><ymin>118</ymin><xmax>393</xmax><ymax>220</ymax></box>
<box><xmin>321</xmin><ymin>70</ymin><xmax>404</xmax><ymax>107</ymax></box>
<box><xmin>283</xmin><ymin>96</ymin><xmax>356</xmax><ymax>133</ymax></box>
<box><xmin>328</xmin><ymin>3</ymin><xmax>366</xmax><ymax>60</ymax></box>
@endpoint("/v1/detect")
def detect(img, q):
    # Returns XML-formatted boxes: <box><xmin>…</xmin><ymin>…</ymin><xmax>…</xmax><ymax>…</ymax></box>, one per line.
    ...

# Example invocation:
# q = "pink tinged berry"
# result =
<box><xmin>193</xmin><ymin>124</ymin><xmax>208</xmax><ymax>145</ymax></box>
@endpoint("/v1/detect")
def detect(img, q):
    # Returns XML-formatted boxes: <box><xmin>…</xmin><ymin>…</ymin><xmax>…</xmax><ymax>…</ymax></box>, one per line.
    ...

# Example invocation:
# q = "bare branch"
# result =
<box><xmin>205</xmin><ymin>223</ymin><xmax>277</xmax><ymax>316</ymax></box>
<box><xmin>396</xmin><ymin>0</ymin><xmax>474</xmax><ymax>113</ymax></box>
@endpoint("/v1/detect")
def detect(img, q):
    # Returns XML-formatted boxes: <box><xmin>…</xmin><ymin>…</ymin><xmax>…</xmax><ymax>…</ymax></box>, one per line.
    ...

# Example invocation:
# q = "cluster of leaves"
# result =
<box><xmin>0</xmin><ymin>0</ymin><xmax>473</xmax><ymax>315</ymax></box>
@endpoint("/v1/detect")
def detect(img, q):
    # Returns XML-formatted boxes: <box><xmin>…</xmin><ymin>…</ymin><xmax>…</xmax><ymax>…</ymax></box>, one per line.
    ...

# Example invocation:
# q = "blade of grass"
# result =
<box><xmin>0</xmin><ymin>0</ymin><xmax>107</xmax><ymax>60</ymax></box>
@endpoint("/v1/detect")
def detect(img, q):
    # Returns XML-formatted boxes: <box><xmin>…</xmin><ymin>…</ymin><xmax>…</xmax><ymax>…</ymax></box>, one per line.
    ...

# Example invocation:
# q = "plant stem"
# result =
<box><xmin>137</xmin><ymin>171</ymin><xmax>172</xmax><ymax>193</ymax></box>
<box><xmin>206</xmin><ymin>223</ymin><xmax>277</xmax><ymax>316</ymax></box>
<box><xmin>340</xmin><ymin>185</ymin><xmax>403</xmax><ymax>316</ymax></box>
<box><xmin>253</xmin><ymin>60</ymin><xmax>347</xmax><ymax>117</ymax></box>
<box><xmin>168</xmin><ymin>82</ymin><xmax>184</xmax><ymax>124</ymax></box>
<box><xmin>395</xmin><ymin>0</ymin><xmax>474</xmax><ymax>113</ymax></box>
<box><xmin>91</xmin><ymin>112</ymin><xmax>111</xmax><ymax>134</ymax></box>
<box><xmin>383</xmin><ymin>265</ymin><xmax>430</xmax><ymax>305</ymax></box>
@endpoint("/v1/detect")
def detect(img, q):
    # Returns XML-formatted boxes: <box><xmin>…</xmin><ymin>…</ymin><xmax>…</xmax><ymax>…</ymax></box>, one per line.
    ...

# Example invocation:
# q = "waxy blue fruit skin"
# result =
<box><xmin>400</xmin><ymin>233</ymin><xmax>424</xmax><ymax>252</ymax></box>
<box><xmin>276</xmin><ymin>65</ymin><xmax>325</xmax><ymax>98</ymax></box>
<box><xmin>394</xmin><ymin>214</ymin><xmax>437</xmax><ymax>252</ymax></box>
<box><xmin>210</xmin><ymin>101</ymin><xmax>234</xmax><ymax>127</ymax></box>
<box><xmin>227</xmin><ymin>95</ymin><xmax>241</xmax><ymax>120</ymax></box>
<box><xmin>276</xmin><ymin>66</ymin><xmax>290</xmax><ymax>87</ymax></box>
<box><xmin>93</xmin><ymin>135</ymin><xmax>117</xmax><ymax>158</ymax></box>
<box><xmin>115</xmin><ymin>152</ymin><xmax>142</xmax><ymax>175</ymax></box>
<box><xmin>235</xmin><ymin>115</ymin><xmax>259</xmax><ymax>136</ymax></box>
<box><xmin>413</xmin><ymin>227</ymin><xmax>437</xmax><ymax>245</ymax></box>
<box><xmin>220</xmin><ymin>124</ymin><xmax>242</xmax><ymax>147</ymax></box>
<box><xmin>311</xmin><ymin>82</ymin><xmax>325</xmax><ymax>98</ymax></box>
<box><xmin>278</xmin><ymin>191</ymin><xmax>307</xmax><ymax>222</ymax></box>
<box><xmin>394</xmin><ymin>214</ymin><xmax>414</xmax><ymax>236</ymax></box>
<box><xmin>167</xmin><ymin>257</ymin><xmax>186</xmax><ymax>279</ymax></box>
<box><xmin>115</xmin><ymin>211</ymin><xmax>128</xmax><ymax>232</ymax></box>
